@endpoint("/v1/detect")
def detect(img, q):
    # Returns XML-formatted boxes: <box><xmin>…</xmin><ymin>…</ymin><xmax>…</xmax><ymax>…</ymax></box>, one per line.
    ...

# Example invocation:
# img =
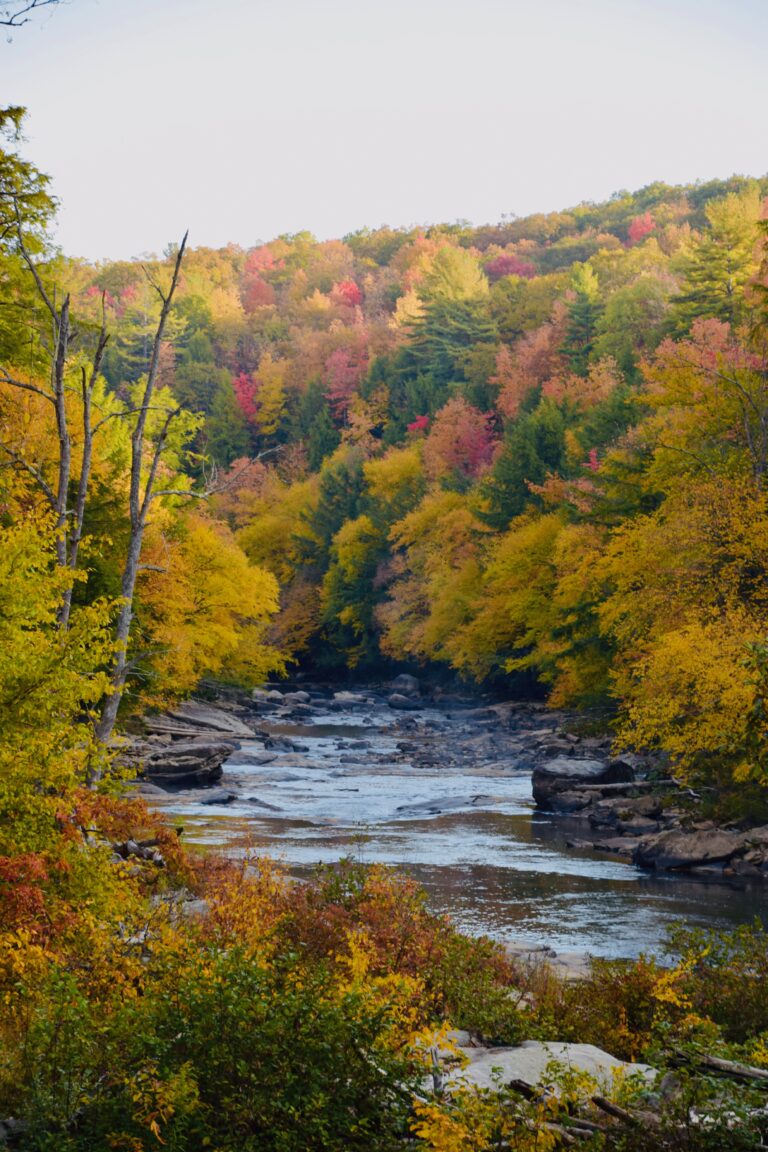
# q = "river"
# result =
<box><xmin>147</xmin><ymin>690</ymin><xmax>768</xmax><ymax>958</ymax></box>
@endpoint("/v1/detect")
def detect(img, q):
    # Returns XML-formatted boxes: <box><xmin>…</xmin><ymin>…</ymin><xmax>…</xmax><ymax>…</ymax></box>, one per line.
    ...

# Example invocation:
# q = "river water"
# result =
<box><xmin>149</xmin><ymin>697</ymin><xmax>768</xmax><ymax>958</ymax></box>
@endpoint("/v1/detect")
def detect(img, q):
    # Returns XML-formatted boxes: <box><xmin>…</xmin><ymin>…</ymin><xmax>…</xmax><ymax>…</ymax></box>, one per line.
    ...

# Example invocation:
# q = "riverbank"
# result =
<box><xmin>120</xmin><ymin>680</ymin><xmax>768</xmax><ymax>955</ymax></box>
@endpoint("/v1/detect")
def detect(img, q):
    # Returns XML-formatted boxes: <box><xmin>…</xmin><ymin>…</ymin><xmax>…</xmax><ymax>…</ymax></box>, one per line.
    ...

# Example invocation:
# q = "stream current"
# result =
<box><xmin>148</xmin><ymin>696</ymin><xmax>768</xmax><ymax>957</ymax></box>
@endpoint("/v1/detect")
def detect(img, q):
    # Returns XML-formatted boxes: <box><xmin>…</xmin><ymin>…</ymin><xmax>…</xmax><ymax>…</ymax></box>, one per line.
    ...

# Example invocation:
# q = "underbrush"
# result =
<box><xmin>2</xmin><ymin>794</ymin><xmax>768</xmax><ymax>1150</ymax></box>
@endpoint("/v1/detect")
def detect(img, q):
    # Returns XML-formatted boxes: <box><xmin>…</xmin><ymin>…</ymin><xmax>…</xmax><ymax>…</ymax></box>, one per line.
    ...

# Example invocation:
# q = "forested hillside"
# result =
<box><xmin>6</xmin><ymin>145</ymin><xmax>764</xmax><ymax>792</ymax></box>
<box><xmin>7</xmin><ymin>91</ymin><xmax>768</xmax><ymax>1149</ymax></box>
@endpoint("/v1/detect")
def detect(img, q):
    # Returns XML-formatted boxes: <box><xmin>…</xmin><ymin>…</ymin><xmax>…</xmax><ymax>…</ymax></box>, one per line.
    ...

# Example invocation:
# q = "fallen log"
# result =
<box><xmin>671</xmin><ymin>1050</ymin><xmax>768</xmax><ymax>1083</ymax></box>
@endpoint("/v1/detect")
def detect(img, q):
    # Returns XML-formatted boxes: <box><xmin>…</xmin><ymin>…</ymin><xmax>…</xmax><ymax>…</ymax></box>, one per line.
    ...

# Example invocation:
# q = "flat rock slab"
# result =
<box><xmin>140</xmin><ymin>740</ymin><xmax>233</xmax><ymax>786</ymax></box>
<box><xmin>634</xmin><ymin>829</ymin><xmax>744</xmax><ymax>871</ymax></box>
<box><xmin>167</xmin><ymin>700</ymin><xmax>256</xmax><ymax>738</ymax></box>
<box><xmin>505</xmin><ymin>946</ymin><xmax>592</xmax><ymax>982</ymax></box>
<box><xmin>447</xmin><ymin>1041</ymin><xmax>656</xmax><ymax>1092</ymax></box>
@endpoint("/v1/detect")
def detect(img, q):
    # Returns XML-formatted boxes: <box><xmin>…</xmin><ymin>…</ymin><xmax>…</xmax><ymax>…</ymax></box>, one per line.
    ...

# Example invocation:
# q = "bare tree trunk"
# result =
<box><xmin>59</xmin><ymin>318</ymin><xmax>108</xmax><ymax>631</ymax></box>
<box><xmin>93</xmin><ymin>235</ymin><xmax>187</xmax><ymax>759</ymax></box>
<box><xmin>3</xmin><ymin>213</ymin><xmax>190</xmax><ymax>776</ymax></box>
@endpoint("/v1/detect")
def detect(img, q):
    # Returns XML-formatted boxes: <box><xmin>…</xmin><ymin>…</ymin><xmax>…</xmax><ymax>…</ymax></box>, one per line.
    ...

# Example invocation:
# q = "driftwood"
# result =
<box><xmin>591</xmin><ymin>1095</ymin><xmax>643</xmax><ymax>1127</ymax></box>
<box><xmin>671</xmin><ymin>1049</ymin><xmax>768</xmax><ymax>1083</ymax></box>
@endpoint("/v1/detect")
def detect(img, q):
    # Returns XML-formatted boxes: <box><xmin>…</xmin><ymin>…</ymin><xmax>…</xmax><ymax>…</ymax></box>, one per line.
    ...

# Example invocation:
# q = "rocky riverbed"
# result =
<box><xmin>121</xmin><ymin>679</ymin><xmax>768</xmax><ymax>956</ymax></box>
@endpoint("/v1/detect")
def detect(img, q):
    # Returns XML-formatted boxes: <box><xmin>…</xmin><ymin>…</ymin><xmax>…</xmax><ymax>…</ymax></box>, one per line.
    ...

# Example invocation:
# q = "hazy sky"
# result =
<box><xmin>2</xmin><ymin>0</ymin><xmax>767</xmax><ymax>260</ymax></box>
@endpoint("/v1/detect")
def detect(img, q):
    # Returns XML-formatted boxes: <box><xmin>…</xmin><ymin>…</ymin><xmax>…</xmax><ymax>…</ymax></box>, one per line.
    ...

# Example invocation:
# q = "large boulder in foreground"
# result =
<box><xmin>140</xmin><ymin>740</ymin><xmax>233</xmax><ymax>787</ymax></box>
<box><xmin>532</xmin><ymin>757</ymin><xmax>634</xmax><ymax>807</ymax></box>
<box><xmin>633</xmin><ymin>829</ymin><xmax>744</xmax><ymax>872</ymax></box>
<box><xmin>446</xmin><ymin>1041</ymin><xmax>656</xmax><ymax>1093</ymax></box>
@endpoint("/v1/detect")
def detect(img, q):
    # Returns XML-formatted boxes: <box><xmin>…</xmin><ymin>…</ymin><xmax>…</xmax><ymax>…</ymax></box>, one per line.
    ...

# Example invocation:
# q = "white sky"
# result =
<box><xmin>2</xmin><ymin>0</ymin><xmax>767</xmax><ymax>261</ymax></box>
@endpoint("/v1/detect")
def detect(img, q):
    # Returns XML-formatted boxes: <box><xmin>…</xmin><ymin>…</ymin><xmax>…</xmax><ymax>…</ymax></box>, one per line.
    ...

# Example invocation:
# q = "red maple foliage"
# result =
<box><xmin>484</xmin><ymin>253</ymin><xmax>537</xmax><ymax>282</ymax></box>
<box><xmin>0</xmin><ymin>853</ymin><xmax>49</xmax><ymax>933</ymax></box>
<box><xmin>627</xmin><ymin>212</ymin><xmax>655</xmax><ymax>245</ymax></box>
<box><xmin>241</xmin><ymin>274</ymin><xmax>276</xmax><ymax>312</ymax></box>
<box><xmin>330</xmin><ymin>279</ymin><xmax>363</xmax><ymax>309</ymax></box>
<box><xmin>241</xmin><ymin>246</ymin><xmax>280</xmax><ymax>312</ymax></box>
<box><xmin>233</xmin><ymin>370</ymin><xmax>258</xmax><ymax>422</ymax></box>
<box><xmin>323</xmin><ymin>344</ymin><xmax>369</xmax><ymax>421</ymax></box>
<box><xmin>423</xmin><ymin>397</ymin><xmax>497</xmax><ymax>480</ymax></box>
<box><xmin>407</xmin><ymin>415</ymin><xmax>430</xmax><ymax>435</ymax></box>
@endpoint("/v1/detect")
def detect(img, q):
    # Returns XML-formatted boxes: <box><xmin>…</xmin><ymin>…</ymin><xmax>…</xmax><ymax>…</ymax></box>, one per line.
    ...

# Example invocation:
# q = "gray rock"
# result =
<box><xmin>201</xmin><ymin>789</ymin><xmax>238</xmax><ymax>806</ymax></box>
<box><xmin>460</xmin><ymin>707</ymin><xmax>499</xmax><ymax>722</ymax></box>
<box><xmin>167</xmin><ymin>700</ymin><xmax>256</xmax><ymax>738</ymax></box>
<box><xmin>140</xmin><ymin>741</ymin><xmax>232</xmax><ymax>786</ymax></box>
<box><xmin>447</xmin><ymin>1041</ymin><xmax>656</xmax><ymax>1093</ymax></box>
<box><xmin>283</xmin><ymin>690</ymin><xmax>311</xmax><ymax>704</ymax></box>
<box><xmin>589</xmin><ymin>794</ymin><xmax>662</xmax><ymax>829</ymax></box>
<box><xmin>388</xmin><ymin>693</ymin><xmax>422</xmax><ymax>711</ymax></box>
<box><xmin>127</xmin><ymin>780</ymin><xmax>168</xmax><ymax>796</ymax></box>
<box><xmin>284</xmin><ymin>702</ymin><xmax>315</xmax><ymax>717</ymax></box>
<box><xmin>332</xmin><ymin>690</ymin><xmax>369</xmax><ymax>707</ymax></box>
<box><xmin>633</xmin><ymin>829</ymin><xmax>745</xmax><ymax>871</ymax></box>
<box><xmin>226</xmin><ymin>750</ymin><xmax>277</xmax><ymax>766</ymax></box>
<box><xmin>593</xmin><ymin>837</ymin><xmax>635</xmax><ymax>857</ymax></box>
<box><xmin>730</xmin><ymin>858</ymin><xmax>763</xmax><ymax>878</ymax></box>
<box><xmin>244</xmin><ymin>797</ymin><xmax>283</xmax><ymax>811</ymax></box>
<box><xmin>389</xmin><ymin>673</ymin><xmax>421</xmax><ymax>697</ymax></box>
<box><xmin>266</xmin><ymin>737</ymin><xmax>305</xmax><ymax>752</ymax></box>
<box><xmin>548</xmin><ymin>790</ymin><xmax>593</xmax><ymax>813</ymax></box>
<box><xmin>396</xmin><ymin>794</ymin><xmax>504</xmax><ymax>816</ymax></box>
<box><xmin>618</xmin><ymin>817</ymin><xmax>660</xmax><ymax>836</ymax></box>
<box><xmin>532</xmin><ymin>757</ymin><xmax>634</xmax><ymax>807</ymax></box>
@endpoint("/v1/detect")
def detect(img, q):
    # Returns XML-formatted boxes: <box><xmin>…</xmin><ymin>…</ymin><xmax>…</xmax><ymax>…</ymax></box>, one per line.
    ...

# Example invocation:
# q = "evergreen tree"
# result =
<box><xmin>303</xmin><ymin>450</ymin><xmax>365</xmax><ymax>563</ymax></box>
<box><xmin>291</xmin><ymin>381</ymin><xmax>340</xmax><ymax>470</ymax></box>
<box><xmin>561</xmin><ymin>264</ymin><xmax>601</xmax><ymax>376</ymax></box>
<box><xmin>205</xmin><ymin>378</ymin><xmax>250</xmax><ymax>466</ymax></box>
<box><xmin>673</xmin><ymin>186</ymin><xmax>762</xmax><ymax>331</ymax></box>
<box><xmin>479</xmin><ymin>401</ymin><xmax>566</xmax><ymax>528</ymax></box>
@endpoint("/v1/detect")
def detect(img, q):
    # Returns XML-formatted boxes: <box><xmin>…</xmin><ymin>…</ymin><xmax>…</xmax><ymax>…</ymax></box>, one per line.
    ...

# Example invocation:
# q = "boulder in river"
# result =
<box><xmin>140</xmin><ymin>740</ymin><xmax>232</xmax><ymax>787</ymax></box>
<box><xmin>633</xmin><ymin>829</ymin><xmax>745</xmax><ymax>872</ymax></box>
<box><xmin>332</xmin><ymin>691</ymin><xmax>370</xmax><ymax>708</ymax></box>
<box><xmin>226</xmin><ymin>750</ymin><xmax>277</xmax><ymax>766</ymax></box>
<box><xmin>389</xmin><ymin>673</ymin><xmax>421</xmax><ymax>697</ymax></box>
<box><xmin>201</xmin><ymin>789</ymin><xmax>238</xmax><ymax>806</ymax></box>
<box><xmin>547</xmin><ymin>790</ymin><xmax>594</xmax><ymax>814</ymax></box>
<box><xmin>588</xmin><ymin>794</ymin><xmax>662</xmax><ymax>830</ymax></box>
<box><xmin>532</xmin><ymin>756</ymin><xmax>635</xmax><ymax>807</ymax></box>
<box><xmin>283</xmin><ymin>691</ymin><xmax>311</xmax><ymax>705</ymax></box>
<box><xmin>396</xmin><ymin>794</ymin><xmax>504</xmax><ymax>816</ymax></box>
<box><xmin>388</xmin><ymin>693</ymin><xmax>421</xmax><ymax>711</ymax></box>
